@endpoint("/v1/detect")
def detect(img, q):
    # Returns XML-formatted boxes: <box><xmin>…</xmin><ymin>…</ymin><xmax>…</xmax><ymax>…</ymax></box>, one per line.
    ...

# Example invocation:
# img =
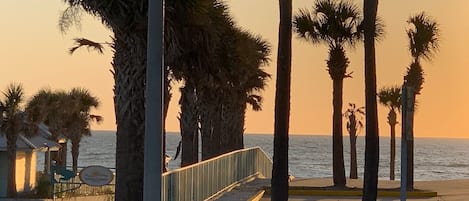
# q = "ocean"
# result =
<box><xmin>37</xmin><ymin>131</ymin><xmax>469</xmax><ymax>181</ymax></box>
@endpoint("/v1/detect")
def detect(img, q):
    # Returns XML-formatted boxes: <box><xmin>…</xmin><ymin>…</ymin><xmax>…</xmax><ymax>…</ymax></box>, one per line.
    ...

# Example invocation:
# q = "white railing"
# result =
<box><xmin>162</xmin><ymin>147</ymin><xmax>272</xmax><ymax>201</ymax></box>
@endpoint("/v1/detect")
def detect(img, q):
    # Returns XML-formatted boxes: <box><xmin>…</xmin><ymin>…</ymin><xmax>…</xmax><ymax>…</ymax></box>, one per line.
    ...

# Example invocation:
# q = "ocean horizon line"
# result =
<box><xmin>90</xmin><ymin>130</ymin><xmax>469</xmax><ymax>139</ymax></box>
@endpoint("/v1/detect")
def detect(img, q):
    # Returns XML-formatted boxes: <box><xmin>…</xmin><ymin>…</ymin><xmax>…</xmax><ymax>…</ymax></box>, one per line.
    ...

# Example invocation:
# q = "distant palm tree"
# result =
<box><xmin>377</xmin><ymin>86</ymin><xmax>401</xmax><ymax>180</ymax></box>
<box><xmin>26</xmin><ymin>88</ymin><xmax>101</xmax><ymax>173</ymax></box>
<box><xmin>362</xmin><ymin>0</ymin><xmax>380</xmax><ymax>199</ymax></box>
<box><xmin>65</xmin><ymin>88</ymin><xmax>102</xmax><ymax>172</ymax></box>
<box><xmin>293</xmin><ymin>0</ymin><xmax>361</xmax><ymax>187</ymax></box>
<box><xmin>0</xmin><ymin>83</ymin><xmax>31</xmax><ymax>197</ymax></box>
<box><xmin>403</xmin><ymin>12</ymin><xmax>440</xmax><ymax>190</ymax></box>
<box><xmin>26</xmin><ymin>89</ymin><xmax>69</xmax><ymax>166</ymax></box>
<box><xmin>272</xmin><ymin>0</ymin><xmax>292</xmax><ymax>199</ymax></box>
<box><xmin>343</xmin><ymin>103</ymin><xmax>364</xmax><ymax>179</ymax></box>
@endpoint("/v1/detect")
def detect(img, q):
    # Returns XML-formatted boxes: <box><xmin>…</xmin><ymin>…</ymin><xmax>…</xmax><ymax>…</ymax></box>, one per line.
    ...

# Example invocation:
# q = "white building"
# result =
<box><xmin>0</xmin><ymin>124</ymin><xmax>60</xmax><ymax>197</ymax></box>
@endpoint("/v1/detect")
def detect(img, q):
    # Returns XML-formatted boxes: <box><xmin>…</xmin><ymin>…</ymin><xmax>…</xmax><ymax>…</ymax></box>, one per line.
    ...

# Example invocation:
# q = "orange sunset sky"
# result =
<box><xmin>1</xmin><ymin>0</ymin><xmax>468</xmax><ymax>138</ymax></box>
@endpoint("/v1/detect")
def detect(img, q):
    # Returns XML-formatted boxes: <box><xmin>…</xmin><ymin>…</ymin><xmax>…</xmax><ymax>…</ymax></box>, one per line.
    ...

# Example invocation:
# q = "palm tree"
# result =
<box><xmin>26</xmin><ymin>89</ymin><xmax>70</xmax><ymax>166</ymax></box>
<box><xmin>199</xmin><ymin>27</ymin><xmax>271</xmax><ymax>157</ymax></box>
<box><xmin>362</xmin><ymin>0</ymin><xmax>380</xmax><ymax>199</ymax></box>
<box><xmin>65</xmin><ymin>88</ymin><xmax>102</xmax><ymax>172</ymax></box>
<box><xmin>293</xmin><ymin>0</ymin><xmax>361</xmax><ymax>187</ymax></box>
<box><xmin>344</xmin><ymin>103</ymin><xmax>364</xmax><ymax>179</ymax></box>
<box><xmin>59</xmin><ymin>1</ymin><xmax>210</xmax><ymax>199</ymax></box>
<box><xmin>271</xmin><ymin>0</ymin><xmax>292</xmax><ymax>199</ymax></box>
<box><xmin>403</xmin><ymin>12</ymin><xmax>440</xmax><ymax>190</ymax></box>
<box><xmin>174</xmin><ymin>0</ymin><xmax>223</xmax><ymax>166</ymax></box>
<box><xmin>377</xmin><ymin>86</ymin><xmax>401</xmax><ymax>180</ymax></box>
<box><xmin>0</xmin><ymin>83</ymin><xmax>27</xmax><ymax>197</ymax></box>
<box><xmin>223</xmin><ymin>31</ymin><xmax>270</xmax><ymax>152</ymax></box>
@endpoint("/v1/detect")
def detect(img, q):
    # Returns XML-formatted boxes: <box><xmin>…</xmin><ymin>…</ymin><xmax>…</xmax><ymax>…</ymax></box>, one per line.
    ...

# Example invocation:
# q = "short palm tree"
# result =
<box><xmin>26</xmin><ymin>89</ymin><xmax>69</xmax><ymax>165</ymax></box>
<box><xmin>377</xmin><ymin>86</ymin><xmax>401</xmax><ymax>180</ymax></box>
<box><xmin>343</xmin><ymin>103</ymin><xmax>364</xmax><ymax>179</ymax></box>
<box><xmin>293</xmin><ymin>0</ymin><xmax>361</xmax><ymax>187</ymax></box>
<box><xmin>403</xmin><ymin>12</ymin><xmax>439</xmax><ymax>190</ymax></box>
<box><xmin>65</xmin><ymin>88</ymin><xmax>102</xmax><ymax>172</ymax></box>
<box><xmin>0</xmin><ymin>83</ymin><xmax>27</xmax><ymax>197</ymax></box>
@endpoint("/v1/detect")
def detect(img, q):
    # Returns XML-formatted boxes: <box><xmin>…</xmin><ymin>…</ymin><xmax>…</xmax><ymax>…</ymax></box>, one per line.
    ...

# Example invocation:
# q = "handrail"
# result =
<box><xmin>162</xmin><ymin>147</ymin><xmax>272</xmax><ymax>201</ymax></box>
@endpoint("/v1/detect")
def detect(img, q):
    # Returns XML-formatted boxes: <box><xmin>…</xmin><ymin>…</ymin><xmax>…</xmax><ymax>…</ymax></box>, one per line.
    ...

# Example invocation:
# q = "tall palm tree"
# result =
<box><xmin>362</xmin><ymin>0</ymin><xmax>380</xmax><ymax>199</ymax></box>
<box><xmin>0</xmin><ymin>83</ymin><xmax>26</xmax><ymax>197</ymax></box>
<box><xmin>344</xmin><ymin>103</ymin><xmax>364</xmax><ymax>179</ymax></box>
<box><xmin>59</xmin><ymin>1</ymin><xmax>211</xmax><ymax>199</ymax></box>
<box><xmin>222</xmin><ymin>32</ymin><xmax>270</xmax><ymax>151</ymax></box>
<box><xmin>403</xmin><ymin>12</ymin><xmax>439</xmax><ymax>190</ymax></box>
<box><xmin>166</xmin><ymin>0</ymin><xmax>231</xmax><ymax>166</ymax></box>
<box><xmin>293</xmin><ymin>0</ymin><xmax>361</xmax><ymax>187</ymax></box>
<box><xmin>200</xmin><ymin>27</ymin><xmax>270</xmax><ymax>157</ymax></box>
<box><xmin>65</xmin><ymin>88</ymin><xmax>102</xmax><ymax>172</ymax></box>
<box><xmin>272</xmin><ymin>0</ymin><xmax>292</xmax><ymax>199</ymax></box>
<box><xmin>377</xmin><ymin>86</ymin><xmax>401</xmax><ymax>181</ymax></box>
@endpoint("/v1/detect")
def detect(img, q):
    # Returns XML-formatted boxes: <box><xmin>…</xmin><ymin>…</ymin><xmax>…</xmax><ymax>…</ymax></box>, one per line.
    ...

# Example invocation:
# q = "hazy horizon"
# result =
<box><xmin>91</xmin><ymin>130</ymin><xmax>469</xmax><ymax>139</ymax></box>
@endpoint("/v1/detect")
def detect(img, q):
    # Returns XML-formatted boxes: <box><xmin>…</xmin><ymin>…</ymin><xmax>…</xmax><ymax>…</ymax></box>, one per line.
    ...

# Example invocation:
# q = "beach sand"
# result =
<box><xmin>217</xmin><ymin>178</ymin><xmax>469</xmax><ymax>201</ymax></box>
<box><xmin>287</xmin><ymin>178</ymin><xmax>469</xmax><ymax>200</ymax></box>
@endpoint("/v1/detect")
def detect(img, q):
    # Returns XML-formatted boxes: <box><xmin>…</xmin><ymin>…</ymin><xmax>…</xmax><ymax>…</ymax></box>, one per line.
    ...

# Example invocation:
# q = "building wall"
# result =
<box><xmin>0</xmin><ymin>150</ymin><xmax>37</xmax><ymax>198</ymax></box>
<box><xmin>15</xmin><ymin>150</ymin><xmax>37</xmax><ymax>193</ymax></box>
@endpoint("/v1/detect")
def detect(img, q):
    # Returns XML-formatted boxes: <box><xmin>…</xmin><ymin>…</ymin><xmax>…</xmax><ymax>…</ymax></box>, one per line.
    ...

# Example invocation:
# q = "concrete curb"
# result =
<box><xmin>264</xmin><ymin>188</ymin><xmax>437</xmax><ymax>198</ymax></box>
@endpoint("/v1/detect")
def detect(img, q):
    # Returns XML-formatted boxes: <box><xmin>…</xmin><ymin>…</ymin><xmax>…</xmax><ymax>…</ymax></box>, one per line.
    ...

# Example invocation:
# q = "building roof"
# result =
<box><xmin>0</xmin><ymin>123</ymin><xmax>61</xmax><ymax>152</ymax></box>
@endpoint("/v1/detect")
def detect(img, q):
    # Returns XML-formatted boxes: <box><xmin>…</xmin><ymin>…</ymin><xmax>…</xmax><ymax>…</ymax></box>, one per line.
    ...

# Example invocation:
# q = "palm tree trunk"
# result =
<box><xmin>113</xmin><ymin>32</ymin><xmax>147</xmax><ymax>201</ymax></box>
<box><xmin>389</xmin><ymin>109</ymin><xmax>397</xmax><ymax>181</ymax></box>
<box><xmin>272</xmin><ymin>0</ymin><xmax>292</xmax><ymax>200</ymax></box>
<box><xmin>200</xmin><ymin>92</ymin><xmax>215</xmax><ymax>160</ymax></box>
<box><xmin>235</xmin><ymin>103</ymin><xmax>246</xmax><ymax>150</ymax></box>
<box><xmin>180</xmin><ymin>85</ymin><xmax>199</xmax><ymax>166</ymax></box>
<box><xmin>56</xmin><ymin>141</ymin><xmax>67</xmax><ymax>167</ymax></box>
<box><xmin>6</xmin><ymin>134</ymin><xmax>17</xmax><ymax>198</ymax></box>
<box><xmin>407</xmin><ymin>95</ymin><xmax>416</xmax><ymax>190</ymax></box>
<box><xmin>389</xmin><ymin>122</ymin><xmax>396</xmax><ymax>180</ymax></box>
<box><xmin>71</xmin><ymin>138</ymin><xmax>80</xmax><ymax>173</ymax></box>
<box><xmin>390</xmin><ymin>122</ymin><xmax>396</xmax><ymax>180</ymax></box>
<box><xmin>362</xmin><ymin>0</ymin><xmax>380</xmax><ymax>200</ymax></box>
<box><xmin>332</xmin><ymin>79</ymin><xmax>346</xmax><ymax>187</ymax></box>
<box><xmin>350</xmin><ymin>132</ymin><xmax>358</xmax><ymax>179</ymax></box>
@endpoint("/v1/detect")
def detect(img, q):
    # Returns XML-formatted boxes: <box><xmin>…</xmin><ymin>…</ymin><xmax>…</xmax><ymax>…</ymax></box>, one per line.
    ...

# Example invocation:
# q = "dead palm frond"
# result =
<box><xmin>69</xmin><ymin>38</ymin><xmax>107</xmax><ymax>54</ymax></box>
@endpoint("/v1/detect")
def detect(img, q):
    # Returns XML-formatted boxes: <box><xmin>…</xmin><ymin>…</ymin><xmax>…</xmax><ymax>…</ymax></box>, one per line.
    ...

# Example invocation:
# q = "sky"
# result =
<box><xmin>1</xmin><ymin>0</ymin><xmax>468</xmax><ymax>138</ymax></box>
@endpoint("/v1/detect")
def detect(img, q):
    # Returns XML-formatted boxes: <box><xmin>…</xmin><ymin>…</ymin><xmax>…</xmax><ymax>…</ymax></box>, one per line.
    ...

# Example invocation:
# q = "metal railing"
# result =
<box><xmin>162</xmin><ymin>147</ymin><xmax>273</xmax><ymax>201</ymax></box>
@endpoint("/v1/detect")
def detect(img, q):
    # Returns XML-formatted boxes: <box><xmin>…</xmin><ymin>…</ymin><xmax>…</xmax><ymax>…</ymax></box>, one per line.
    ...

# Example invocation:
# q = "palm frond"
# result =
<box><xmin>294</xmin><ymin>0</ymin><xmax>362</xmax><ymax>49</ymax></box>
<box><xmin>69</xmin><ymin>38</ymin><xmax>105</xmax><ymax>54</ymax></box>
<box><xmin>377</xmin><ymin>85</ymin><xmax>401</xmax><ymax>111</ymax></box>
<box><xmin>407</xmin><ymin>12</ymin><xmax>440</xmax><ymax>61</ymax></box>
<box><xmin>293</xmin><ymin>9</ymin><xmax>322</xmax><ymax>44</ymax></box>
<box><xmin>58</xmin><ymin>5</ymin><xmax>83</xmax><ymax>33</ymax></box>
<box><xmin>404</xmin><ymin>62</ymin><xmax>424</xmax><ymax>94</ymax></box>
<box><xmin>2</xmin><ymin>83</ymin><xmax>24</xmax><ymax>113</ymax></box>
